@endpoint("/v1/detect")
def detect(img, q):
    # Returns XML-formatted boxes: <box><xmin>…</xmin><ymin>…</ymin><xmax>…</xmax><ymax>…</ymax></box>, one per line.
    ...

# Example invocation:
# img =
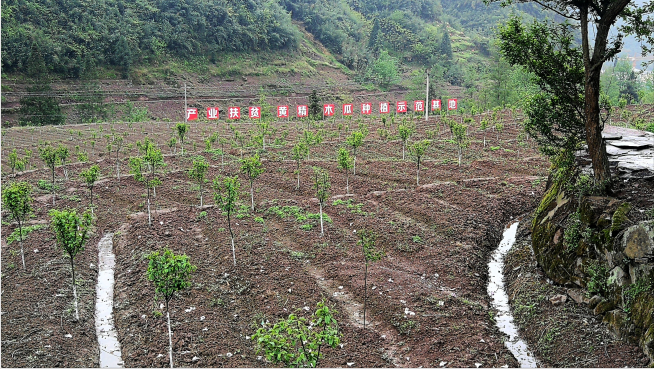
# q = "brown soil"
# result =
<box><xmin>1</xmin><ymin>115</ymin><xmax>647</xmax><ymax>367</ymax></box>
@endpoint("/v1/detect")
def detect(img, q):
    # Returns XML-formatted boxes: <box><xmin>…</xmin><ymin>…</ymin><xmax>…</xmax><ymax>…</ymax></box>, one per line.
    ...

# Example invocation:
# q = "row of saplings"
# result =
<box><xmin>3</xmin><ymin>141</ymin><xmax>390</xmax><ymax>368</ymax></box>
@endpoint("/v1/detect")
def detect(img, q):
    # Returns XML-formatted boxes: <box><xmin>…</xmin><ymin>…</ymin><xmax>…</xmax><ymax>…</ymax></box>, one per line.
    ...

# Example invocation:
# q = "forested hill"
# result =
<box><xmin>1</xmin><ymin>0</ymin><xmax>554</xmax><ymax>80</ymax></box>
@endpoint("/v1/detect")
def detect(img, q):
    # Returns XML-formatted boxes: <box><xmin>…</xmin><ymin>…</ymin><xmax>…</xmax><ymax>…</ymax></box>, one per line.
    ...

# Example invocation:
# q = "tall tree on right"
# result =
<box><xmin>486</xmin><ymin>0</ymin><xmax>654</xmax><ymax>183</ymax></box>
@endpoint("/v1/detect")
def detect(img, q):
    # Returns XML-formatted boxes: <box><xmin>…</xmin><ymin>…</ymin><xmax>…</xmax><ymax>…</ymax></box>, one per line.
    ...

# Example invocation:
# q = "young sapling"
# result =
<box><xmin>337</xmin><ymin>147</ymin><xmax>353</xmax><ymax>194</ymax></box>
<box><xmin>312</xmin><ymin>167</ymin><xmax>331</xmax><ymax>237</ymax></box>
<box><xmin>240</xmin><ymin>154</ymin><xmax>264</xmax><ymax>212</ymax></box>
<box><xmin>187</xmin><ymin>156</ymin><xmax>209</xmax><ymax>207</ymax></box>
<box><xmin>2</xmin><ymin>181</ymin><xmax>33</xmax><ymax>269</ymax></box>
<box><xmin>49</xmin><ymin>208</ymin><xmax>93</xmax><ymax>321</ymax></box>
<box><xmin>292</xmin><ymin>142</ymin><xmax>308</xmax><ymax>190</ymax></box>
<box><xmin>38</xmin><ymin>141</ymin><xmax>59</xmax><ymax>205</ymax></box>
<box><xmin>409</xmin><ymin>140</ymin><xmax>430</xmax><ymax>186</ymax></box>
<box><xmin>176</xmin><ymin>123</ymin><xmax>189</xmax><ymax>154</ymax></box>
<box><xmin>214</xmin><ymin>175</ymin><xmax>240</xmax><ymax>265</ymax></box>
<box><xmin>79</xmin><ymin>164</ymin><xmax>100</xmax><ymax>213</ymax></box>
<box><xmin>146</xmin><ymin>249</ymin><xmax>196</xmax><ymax>368</ymax></box>
<box><xmin>358</xmin><ymin>230</ymin><xmax>384</xmax><ymax>330</ymax></box>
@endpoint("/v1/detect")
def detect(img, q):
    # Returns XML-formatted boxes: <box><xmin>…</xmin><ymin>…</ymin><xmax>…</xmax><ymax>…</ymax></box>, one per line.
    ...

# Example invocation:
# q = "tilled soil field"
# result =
<box><xmin>1</xmin><ymin>118</ymin><xmax>647</xmax><ymax>367</ymax></box>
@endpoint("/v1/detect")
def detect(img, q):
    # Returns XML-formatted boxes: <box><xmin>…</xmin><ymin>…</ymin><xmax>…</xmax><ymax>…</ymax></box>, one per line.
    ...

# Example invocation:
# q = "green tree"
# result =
<box><xmin>367</xmin><ymin>50</ymin><xmax>398</xmax><ymax>88</ymax></box>
<box><xmin>79</xmin><ymin>165</ymin><xmax>100</xmax><ymax>213</ymax></box>
<box><xmin>301</xmin><ymin>130</ymin><xmax>323</xmax><ymax>160</ymax></box>
<box><xmin>489</xmin><ymin>0</ymin><xmax>654</xmax><ymax>182</ymax></box>
<box><xmin>312</xmin><ymin>167</ymin><xmax>331</xmax><ymax>237</ymax></box>
<box><xmin>358</xmin><ymin>230</ymin><xmax>384</xmax><ymax>330</ymax></box>
<box><xmin>146</xmin><ymin>249</ymin><xmax>197</xmax><ymax>369</ymax></box>
<box><xmin>409</xmin><ymin>140</ymin><xmax>430</xmax><ymax>186</ymax></box>
<box><xmin>106</xmin><ymin>134</ymin><xmax>125</xmax><ymax>183</ymax></box>
<box><xmin>308</xmin><ymin>90</ymin><xmax>321</xmax><ymax>120</ymax></box>
<box><xmin>129</xmin><ymin>139</ymin><xmax>163</xmax><ymax>226</ymax></box>
<box><xmin>240</xmin><ymin>154</ymin><xmax>264</xmax><ymax>212</ymax></box>
<box><xmin>252</xmin><ymin>301</ymin><xmax>341</xmax><ymax>368</ymax></box>
<box><xmin>187</xmin><ymin>156</ymin><xmax>209</xmax><ymax>207</ymax></box>
<box><xmin>49</xmin><ymin>208</ymin><xmax>93</xmax><ymax>321</ymax></box>
<box><xmin>2</xmin><ymin>181</ymin><xmax>33</xmax><ymax>269</ymax></box>
<box><xmin>440</xmin><ymin>26</ymin><xmax>453</xmax><ymax>59</ymax></box>
<box><xmin>214</xmin><ymin>175</ymin><xmax>240</xmax><ymax>266</ymax></box>
<box><xmin>8</xmin><ymin>149</ymin><xmax>21</xmax><ymax>176</ymax></box>
<box><xmin>337</xmin><ymin>147</ymin><xmax>354</xmax><ymax>194</ymax></box>
<box><xmin>292</xmin><ymin>142</ymin><xmax>309</xmax><ymax>190</ymax></box>
<box><xmin>346</xmin><ymin>130</ymin><xmax>365</xmax><ymax>175</ymax></box>
<box><xmin>176</xmin><ymin>123</ymin><xmax>189</xmax><ymax>154</ymax></box>
<box><xmin>38</xmin><ymin>141</ymin><xmax>59</xmax><ymax>205</ymax></box>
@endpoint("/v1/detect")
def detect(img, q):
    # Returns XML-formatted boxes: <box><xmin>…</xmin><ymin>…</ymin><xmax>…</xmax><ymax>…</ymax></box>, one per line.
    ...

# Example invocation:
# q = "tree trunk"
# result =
<box><xmin>90</xmin><ymin>186</ymin><xmax>94</xmax><ymax>215</ymax></box>
<box><xmin>18</xmin><ymin>220</ymin><xmax>25</xmax><ymax>270</ymax></box>
<box><xmin>319</xmin><ymin>202</ymin><xmax>324</xmax><ymax>236</ymax></box>
<box><xmin>584</xmin><ymin>68</ymin><xmax>611</xmax><ymax>182</ymax></box>
<box><xmin>402</xmin><ymin>143</ymin><xmax>405</xmax><ymax>161</ymax></box>
<box><xmin>147</xmin><ymin>188</ymin><xmax>152</xmax><ymax>226</ymax></box>
<box><xmin>346</xmin><ymin>171</ymin><xmax>349</xmax><ymax>195</ymax></box>
<box><xmin>199</xmin><ymin>184</ymin><xmax>203</xmax><ymax>207</ymax></box>
<box><xmin>166</xmin><ymin>301</ymin><xmax>174</xmax><ymax>368</ymax></box>
<box><xmin>353</xmin><ymin>151</ymin><xmax>357</xmax><ymax>176</ymax></box>
<box><xmin>228</xmin><ymin>213</ymin><xmax>236</xmax><ymax>266</ymax></box>
<box><xmin>416</xmin><ymin>162</ymin><xmax>420</xmax><ymax>186</ymax></box>
<box><xmin>250</xmin><ymin>182</ymin><xmax>254</xmax><ymax>212</ymax></box>
<box><xmin>458</xmin><ymin>148</ymin><xmax>462</xmax><ymax>167</ymax></box>
<box><xmin>363</xmin><ymin>262</ymin><xmax>368</xmax><ymax>329</ymax></box>
<box><xmin>70</xmin><ymin>258</ymin><xmax>79</xmax><ymax>321</ymax></box>
<box><xmin>52</xmin><ymin>168</ymin><xmax>56</xmax><ymax>206</ymax></box>
<box><xmin>297</xmin><ymin>162</ymin><xmax>301</xmax><ymax>190</ymax></box>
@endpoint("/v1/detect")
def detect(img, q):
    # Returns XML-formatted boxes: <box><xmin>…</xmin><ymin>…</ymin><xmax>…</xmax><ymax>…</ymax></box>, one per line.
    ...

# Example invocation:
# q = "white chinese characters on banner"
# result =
<box><xmin>206</xmin><ymin>107</ymin><xmax>219</xmax><ymax>120</ymax></box>
<box><xmin>431</xmin><ymin>100</ymin><xmax>441</xmax><ymax>111</ymax></box>
<box><xmin>361</xmin><ymin>103</ymin><xmax>372</xmax><ymax>115</ymax></box>
<box><xmin>249</xmin><ymin>106</ymin><xmax>261</xmax><ymax>119</ymax></box>
<box><xmin>396</xmin><ymin>101</ymin><xmax>408</xmax><ymax>113</ymax></box>
<box><xmin>297</xmin><ymin>105</ymin><xmax>308</xmax><ymax>118</ymax></box>
<box><xmin>228</xmin><ymin>107</ymin><xmax>241</xmax><ymax>119</ymax></box>
<box><xmin>448</xmin><ymin>99</ymin><xmax>458</xmax><ymax>110</ymax></box>
<box><xmin>277</xmin><ymin>106</ymin><xmax>289</xmax><ymax>118</ymax></box>
<box><xmin>414</xmin><ymin>100</ymin><xmax>424</xmax><ymax>112</ymax></box>
<box><xmin>186</xmin><ymin>108</ymin><xmax>198</xmax><ymax>121</ymax></box>
<box><xmin>324</xmin><ymin>104</ymin><xmax>335</xmax><ymax>117</ymax></box>
<box><xmin>342</xmin><ymin>104</ymin><xmax>353</xmax><ymax>116</ymax></box>
<box><xmin>379</xmin><ymin>102</ymin><xmax>390</xmax><ymax>114</ymax></box>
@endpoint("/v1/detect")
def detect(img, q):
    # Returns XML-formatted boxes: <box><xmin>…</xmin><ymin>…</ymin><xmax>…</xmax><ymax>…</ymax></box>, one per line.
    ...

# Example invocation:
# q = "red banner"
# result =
<box><xmin>342</xmin><ymin>104</ymin><xmax>353</xmax><ymax>116</ymax></box>
<box><xmin>228</xmin><ymin>107</ymin><xmax>241</xmax><ymax>119</ymax></box>
<box><xmin>414</xmin><ymin>100</ymin><xmax>425</xmax><ymax>112</ymax></box>
<box><xmin>448</xmin><ymin>99</ymin><xmax>458</xmax><ymax>110</ymax></box>
<box><xmin>186</xmin><ymin>108</ymin><xmax>198</xmax><ymax>121</ymax></box>
<box><xmin>249</xmin><ymin>106</ymin><xmax>261</xmax><ymax>119</ymax></box>
<box><xmin>324</xmin><ymin>104</ymin><xmax>335</xmax><ymax>117</ymax></box>
<box><xmin>277</xmin><ymin>106</ymin><xmax>289</xmax><ymax>118</ymax></box>
<box><xmin>431</xmin><ymin>100</ymin><xmax>441</xmax><ymax>111</ymax></box>
<box><xmin>206</xmin><ymin>107</ymin><xmax>219</xmax><ymax>120</ymax></box>
<box><xmin>297</xmin><ymin>105</ymin><xmax>308</xmax><ymax>118</ymax></box>
<box><xmin>361</xmin><ymin>103</ymin><xmax>372</xmax><ymax>115</ymax></box>
<box><xmin>396</xmin><ymin>101</ymin><xmax>408</xmax><ymax>113</ymax></box>
<box><xmin>379</xmin><ymin>102</ymin><xmax>390</xmax><ymax>114</ymax></box>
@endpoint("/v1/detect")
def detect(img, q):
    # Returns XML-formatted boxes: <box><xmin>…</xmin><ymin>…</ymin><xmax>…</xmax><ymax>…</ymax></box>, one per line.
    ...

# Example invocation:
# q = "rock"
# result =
<box><xmin>567</xmin><ymin>289</ymin><xmax>590</xmax><ymax>304</ymax></box>
<box><xmin>623</xmin><ymin>222</ymin><xmax>654</xmax><ymax>260</ymax></box>
<box><xmin>603</xmin><ymin>133</ymin><xmax>623</xmax><ymax>140</ymax></box>
<box><xmin>550</xmin><ymin>294</ymin><xmax>567</xmax><ymax>306</ymax></box>
<box><xmin>608</xmin><ymin>266</ymin><xmax>630</xmax><ymax>287</ymax></box>
<box><xmin>164</xmin><ymin>231</ymin><xmax>171</xmax><ymax>237</ymax></box>
<box><xmin>553</xmin><ymin>229</ymin><xmax>563</xmax><ymax>244</ymax></box>
<box><xmin>594</xmin><ymin>299</ymin><xmax>615</xmax><ymax>315</ymax></box>
<box><xmin>603</xmin><ymin>309</ymin><xmax>629</xmax><ymax>340</ymax></box>
<box><xmin>610</xmin><ymin>140</ymin><xmax>652</xmax><ymax>149</ymax></box>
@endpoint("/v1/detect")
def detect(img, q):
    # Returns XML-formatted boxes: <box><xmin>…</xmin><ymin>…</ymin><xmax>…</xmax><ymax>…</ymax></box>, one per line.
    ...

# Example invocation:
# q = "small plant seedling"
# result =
<box><xmin>398</xmin><ymin>123</ymin><xmax>414</xmax><ymax>160</ymax></box>
<box><xmin>252</xmin><ymin>301</ymin><xmax>341</xmax><ymax>368</ymax></box>
<box><xmin>214</xmin><ymin>175</ymin><xmax>240</xmax><ymax>265</ymax></box>
<box><xmin>49</xmin><ymin>208</ymin><xmax>93</xmax><ymax>321</ymax></box>
<box><xmin>240</xmin><ymin>154</ymin><xmax>264</xmax><ymax>212</ymax></box>
<box><xmin>312</xmin><ymin>167</ymin><xmax>331</xmax><ymax>237</ymax></box>
<box><xmin>2</xmin><ymin>182</ymin><xmax>33</xmax><ymax>269</ymax></box>
<box><xmin>337</xmin><ymin>147</ymin><xmax>354</xmax><ymax>194</ymax></box>
<box><xmin>79</xmin><ymin>165</ymin><xmax>100</xmax><ymax>213</ymax></box>
<box><xmin>57</xmin><ymin>143</ymin><xmax>70</xmax><ymax>181</ymax></box>
<box><xmin>146</xmin><ymin>249</ymin><xmax>196</xmax><ymax>368</ymax></box>
<box><xmin>292</xmin><ymin>142</ymin><xmax>309</xmax><ymax>190</ymax></box>
<box><xmin>358</xmin><ymin>230</ymin><xmax>384</xmax><ymax>329</ymax></box>
<box><xmin>187</xmin><ymin>156</ymin><xmax>209</xmax><ymax>207</ymax></box>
